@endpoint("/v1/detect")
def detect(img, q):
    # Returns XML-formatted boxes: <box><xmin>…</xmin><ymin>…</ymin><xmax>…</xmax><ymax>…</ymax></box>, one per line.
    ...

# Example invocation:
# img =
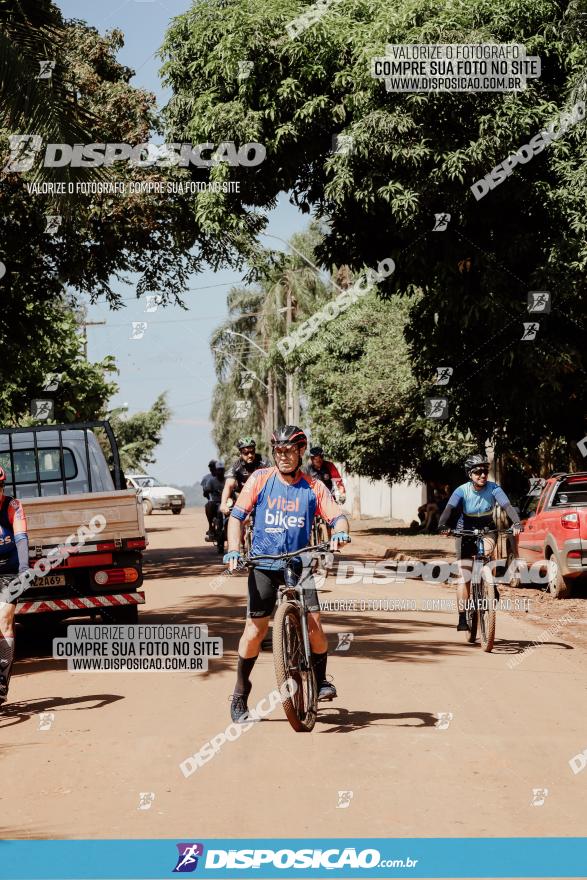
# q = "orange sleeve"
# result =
<box><xmin>8</xmin><ymin>499</ymin><xmax>27</xmax><ymax>535</ymax></box>
<box><xmin>314</xmin><ymin>480</ymin><xmax>344</xmax><ymax>526</ymax></box>
<box><xmin>231</xmin><ymin>469</ymin><xmax>264</xmax><ymax>520</ymax></box>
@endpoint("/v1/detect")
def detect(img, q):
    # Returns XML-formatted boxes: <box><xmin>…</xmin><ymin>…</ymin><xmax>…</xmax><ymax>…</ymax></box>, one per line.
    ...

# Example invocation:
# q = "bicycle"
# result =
<box><xmin>449</xmin><ymin>527</ymin><xmax>516</xmax><ymax>653</ymax></box>
<box><xmin>311</xmin><ymin>515</ymin><xmax>329</xmax><ymax>547</ymax></box>
<box><xmin>236</xmin><ymin>542</ymin><xmax>335</xmax><ymax>732</ymax></box>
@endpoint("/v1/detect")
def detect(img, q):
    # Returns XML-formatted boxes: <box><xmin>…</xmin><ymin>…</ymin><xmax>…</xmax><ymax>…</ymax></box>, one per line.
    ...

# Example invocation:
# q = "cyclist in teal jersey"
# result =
<box><xmin>438</xmin><ymin>454</ymin><xmax>521</xmax><ymax>631</ymax></box>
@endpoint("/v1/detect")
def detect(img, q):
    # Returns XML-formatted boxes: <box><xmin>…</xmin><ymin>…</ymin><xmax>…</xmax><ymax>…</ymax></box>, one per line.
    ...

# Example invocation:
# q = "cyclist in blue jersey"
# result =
<box><xmin>224</xmin><ymin>425</ymin><xmax>350</xmax><ymax>722</ymax></box>
<box><xmin>438</xmin><ymin>454</ymin><xmax>521</xmax><ymax>632</ymax></box>
<box><xmin>0</xmin><ymin>466</ymin><xmax>30</xmax><ymax>706</ymax></box>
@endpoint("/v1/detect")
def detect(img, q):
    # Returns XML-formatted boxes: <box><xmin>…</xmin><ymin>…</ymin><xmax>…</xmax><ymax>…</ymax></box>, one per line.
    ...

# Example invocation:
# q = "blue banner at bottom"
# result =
<box><xmin>0</xmin><ymin>838</ymin><xmax>585</xmax><ymax>879</ymax></box>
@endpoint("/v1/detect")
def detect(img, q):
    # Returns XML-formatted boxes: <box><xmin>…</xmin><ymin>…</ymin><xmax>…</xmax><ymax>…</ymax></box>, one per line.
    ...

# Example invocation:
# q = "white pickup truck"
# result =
<box><xmin>0</xmin><ymin>422</ymin><xmax>146</xmax><ymax>625</ymax></box>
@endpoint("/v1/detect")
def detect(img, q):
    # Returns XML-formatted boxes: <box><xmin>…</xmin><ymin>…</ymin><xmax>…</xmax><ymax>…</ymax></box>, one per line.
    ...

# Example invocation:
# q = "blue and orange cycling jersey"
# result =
<box><xmin>0</xmin><ymin>495</ymin><xmax>27</xmax><ymax>570</ymax></box>
<box><xmin>230</xmin><ymin>467</ymin><xmax>344</xmax><ymax>570</ymax></box>
<box><xmin>447</xmin><ymin>481</ymin><xmax>511</xmax><ymax>528</ymax></box>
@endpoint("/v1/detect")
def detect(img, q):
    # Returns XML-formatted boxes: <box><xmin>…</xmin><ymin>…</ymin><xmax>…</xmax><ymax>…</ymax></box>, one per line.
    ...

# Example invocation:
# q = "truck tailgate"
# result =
<box><xmin>22</xmin><ymin>490</ymin><xmax>145</xmax><ymax>550</ymax></box>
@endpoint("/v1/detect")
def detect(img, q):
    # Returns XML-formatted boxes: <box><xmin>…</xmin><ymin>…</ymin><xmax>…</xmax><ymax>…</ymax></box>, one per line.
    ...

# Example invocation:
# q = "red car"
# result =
<box><xmin>508</xmin><ymin>472</ymin><xmax>587</xmax><ymax>598</ymax></box>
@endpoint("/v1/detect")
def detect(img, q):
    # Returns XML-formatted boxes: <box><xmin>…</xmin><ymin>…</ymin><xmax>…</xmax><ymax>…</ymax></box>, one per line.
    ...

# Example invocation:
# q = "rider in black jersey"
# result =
<box><xmin>220</xmin><ymin>437</ymin><xmax>270</xmax><ymax>514</ymax></box>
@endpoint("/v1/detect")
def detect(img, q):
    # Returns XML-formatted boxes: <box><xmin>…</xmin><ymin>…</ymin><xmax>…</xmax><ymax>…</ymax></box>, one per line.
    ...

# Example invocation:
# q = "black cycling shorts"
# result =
<box><xmin>247</xmin><ymin>567</ymin><xmax>320</xmax><ymax>618</ymax></box>
<box><xmin>455</xmin><ymin>521</ymin><xmax>496</xmax><ymax>561</ymax></box>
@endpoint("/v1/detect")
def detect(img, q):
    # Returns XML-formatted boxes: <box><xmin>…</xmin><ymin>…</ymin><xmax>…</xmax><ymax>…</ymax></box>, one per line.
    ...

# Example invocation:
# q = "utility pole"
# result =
<box><xmin>285</xmin><ymin>285</ymin><xmax>299</xmax><ymax>424</ymax></box>
<box><xmin>79</xmin><ymin>320</ymin><xmax>106</xmax><ymax>358</ymax></box>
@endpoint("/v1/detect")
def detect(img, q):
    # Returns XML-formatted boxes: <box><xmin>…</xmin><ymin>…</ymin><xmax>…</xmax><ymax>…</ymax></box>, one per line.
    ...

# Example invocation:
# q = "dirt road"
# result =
<box><xmin>2</xmin><ymin>509</ymin><xmax>587</xmax><ymax>840</ymax></box>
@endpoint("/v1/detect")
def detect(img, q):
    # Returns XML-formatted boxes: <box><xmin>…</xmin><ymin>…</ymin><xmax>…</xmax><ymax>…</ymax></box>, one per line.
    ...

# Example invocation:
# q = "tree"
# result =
<box><xmin>108</xmin><ymin>393</ymin><xmax>171</xmax><ymax>472</ymax></box>
<box><xmin>162</xmin><ymin>0</ymin><xmax>587</xmax><ymax>476</ymax></box>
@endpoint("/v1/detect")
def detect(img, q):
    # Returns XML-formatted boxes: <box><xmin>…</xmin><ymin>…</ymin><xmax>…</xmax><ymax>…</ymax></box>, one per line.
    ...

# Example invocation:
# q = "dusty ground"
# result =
<box><xmin>1</xmin><ymin>509</ymin><xmax>587</xmax><ymax>853</ymax></box>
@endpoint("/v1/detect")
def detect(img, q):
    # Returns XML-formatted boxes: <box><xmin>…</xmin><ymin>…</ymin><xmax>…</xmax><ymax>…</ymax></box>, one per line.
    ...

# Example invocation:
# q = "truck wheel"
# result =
<box><xmin>546</xmin><ymin>556</ymin><xmax>573</xmax><ymax>599</ymax></box>
<box><xmin>142</xmin><ymin>499</ymin><xmax>153</xmax><ymax>516</ymax></box>
<box><xmin>172</xmin><ymin>508</ymin><xmax>181</xmax><ymax>515</ymax></box>
<box><xmin>102</xmin><ymin>604</ymin><xmax>139</xmax><ymax>625</ymax></box>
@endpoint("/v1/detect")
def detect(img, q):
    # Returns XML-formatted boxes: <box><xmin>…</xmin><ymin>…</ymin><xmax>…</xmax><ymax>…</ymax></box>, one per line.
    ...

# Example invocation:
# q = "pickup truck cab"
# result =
<box><xmin>126</xmin><ymin>474</ymin><xmax>185</xmax><ymax>515</ymax></box>
<box><xmin>0</xmin><ymin>422</ymin><xmax>146</xmax><ymax>624</ymax></box>
<box><xmin>509</xmin><ymin>472</ymin><xmax>587</xmax><ymax>598</ymax></box>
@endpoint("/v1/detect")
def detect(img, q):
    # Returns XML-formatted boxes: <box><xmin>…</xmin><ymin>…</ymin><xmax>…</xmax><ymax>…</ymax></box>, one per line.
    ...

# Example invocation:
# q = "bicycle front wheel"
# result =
<box><xmin>273</xmin><ymin>601</ymin><xmax>317</xmax><ymax>732</ymax></box>
<box><xmin>467</xmin><ymin>561</ymin><xmax>481</xmax><ymax>643</ymax></box>
<box><xmin>479</xmin><ymin>567</ymin><xmax>496</xmax><ymax>652</ymax></box>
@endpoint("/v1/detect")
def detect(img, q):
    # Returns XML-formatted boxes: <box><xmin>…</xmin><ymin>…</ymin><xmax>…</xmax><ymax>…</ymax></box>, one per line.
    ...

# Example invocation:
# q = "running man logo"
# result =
<box><xmin>137</xmin><ymin>792</ymin><xmax>155</xmax><ymax>810</ymax></box>
<box><xmin>433</xmin><ymin>212</ymin><xmax>451</xmax><ymax>231</ymax></box>
<box><xmin>335</xmin><ymin>632</ymin><xmax>354</xmax><ymax>651</ymax></box>
<box><xmin>527</xmin><ymin>291</ymin><xmax>551</xmax><ymax>313</ymax></box>
<box><xmin>173</xmin><ymin>843</ymin><xmax>204</xmax><ymax>873</ymax></box>
<box><xmin>38</xmin><ymin>60</ymin><xmax>56</xmax><ymax>79</ymax></box>
<box><xmin>435</xmin><ymin>366</ymin><xmax>453</xmax><ymax>386</ymax></box>
<box><xmin>530</xmin><ymin>788</ymin><xmax>548</xmax><ymax>806</ymax></box>
<box><xmin>337</xmin><ymin>790</ymin><xmax>354</xmax><ymax>808</ymax></box>
<box><xmin>521</xmin><ymin>322</ymin><xmax>539</xmax><ymax>341</ymax></box>
<box><xmin>425</xmin><ymin>398</ymin><xmax>449</xmax><ymax>419</ymax></box>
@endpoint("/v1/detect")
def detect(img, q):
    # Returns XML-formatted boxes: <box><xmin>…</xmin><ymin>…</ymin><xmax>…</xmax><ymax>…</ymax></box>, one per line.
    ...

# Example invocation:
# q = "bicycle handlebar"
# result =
<box><xmin>246</xmin><ymin>541</ymin><xmax>332</xmax><ymax>562</ymax></box>
<box><xmin>447</xmin><ymin>527</ymin><xmax>521</xmax><ymax>537</ymax></box>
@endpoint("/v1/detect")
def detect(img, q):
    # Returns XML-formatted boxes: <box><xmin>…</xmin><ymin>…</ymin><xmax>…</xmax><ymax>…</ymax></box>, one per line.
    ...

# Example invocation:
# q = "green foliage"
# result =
<box><xmin>108</xmin><ymin>393</ymin><xmax>171</xmax><ymax>472</ymax></box>
<box><xmin>163</xmin><ymin>0</ymin><xmax>587</xmax><ymax>477</ymax></box>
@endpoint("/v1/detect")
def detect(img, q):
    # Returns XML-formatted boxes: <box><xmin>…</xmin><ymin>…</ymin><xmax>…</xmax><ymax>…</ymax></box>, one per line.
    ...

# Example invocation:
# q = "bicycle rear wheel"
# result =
<box><xmin>479</xmin><ymin>567</ymin><xmax>496</xmax><ymax>652</ymax></box>
<box><xmin>273</xmin><ymin>601</ymin><xmax>317</xmax><ymax>732</ymax></box>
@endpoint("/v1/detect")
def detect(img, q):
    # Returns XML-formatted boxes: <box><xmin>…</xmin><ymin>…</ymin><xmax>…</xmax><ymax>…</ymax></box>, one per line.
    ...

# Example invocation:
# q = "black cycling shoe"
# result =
<box><xmin>318</xmin><ymin>680</ymin><xmax>337</xmax><ymax>701</ymax></box>
<box><xmin>230</xmin><ymin>681</ymin><xmax>252</xmax><ymax>723</ymax></box>
<box><xmin>456</xmin><ymin>614</ymin><xmax>469</xmax><ymax>632</ymax></box>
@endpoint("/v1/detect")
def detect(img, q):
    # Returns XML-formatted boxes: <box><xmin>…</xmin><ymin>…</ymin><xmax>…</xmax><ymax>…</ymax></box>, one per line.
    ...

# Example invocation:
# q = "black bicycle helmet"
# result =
<box><xmin>236</xmin><ymin>436</ymin><xmax>256</xmax><ymax>450</ymax></box>
<box><xmin>309</xmin><ymin>446</ymin><xmax>324</xmax><ymax>456</ymax></box>
<box><xmin>464</xmin><ymin>454</ymin><xmax>490</xmax><ymax>475</ymax></box>
<box><xmin>271</xmin><ymin>425</ymin><xmax>307</xmax><ymax>448</ymax></box>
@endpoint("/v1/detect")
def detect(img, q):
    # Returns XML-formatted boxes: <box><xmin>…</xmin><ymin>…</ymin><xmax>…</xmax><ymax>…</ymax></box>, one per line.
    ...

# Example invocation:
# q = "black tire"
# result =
<box><xmin>142</xmin><ymin>498</ymin><xmax>153</xmax><ymax>516</ymax></box>
<box><xmin>101</xmin><ymin>604</ymin><xmax>139</xmax><ymax>625</ymax></box>
<box><xmin>479</xmin><ymin>569</ymin><xmax>496</xmax><ymax>652</ymax></box>
<box><xmin>273</xmin><ymin>601</ymin><xmax>317</xmax><ymax>732</ymax></box>
<box><xmin>216</xmin><ymin>514</ymin><xmax>225</xmax><ymax>556</ymax></box>
<box><xmin>467</xmin><ymin>560</ymin><xmax>481</xmax><ymax>643</ymax></box>
<box><xmin>505</xmin><ymin>547</ymin><xmax>520</xmax><ymax>588</ymax></box>
<box><xmin>172</xmin><ymin>508</ymin><xmax>181</xmax><ymax>515</ymax></box>
<box><xmin>546</xmin><ymin>555</ymin><xmax>573</xmax><ymax>599</ymax></box>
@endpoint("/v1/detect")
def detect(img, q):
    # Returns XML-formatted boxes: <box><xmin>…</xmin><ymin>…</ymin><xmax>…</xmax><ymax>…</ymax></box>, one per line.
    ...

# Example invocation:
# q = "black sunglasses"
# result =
<box><xmin>471</xmin><ymin>467</ymin><xmax>489</xmax><ymax>476</ymax></box>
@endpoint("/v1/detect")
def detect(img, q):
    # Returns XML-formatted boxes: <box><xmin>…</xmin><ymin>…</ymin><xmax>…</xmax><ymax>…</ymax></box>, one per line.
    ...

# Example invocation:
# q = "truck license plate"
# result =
<box><xmin>34</xmin><ymin>574</ymin><xmax>66</xmax><ymax>587</ymax></box>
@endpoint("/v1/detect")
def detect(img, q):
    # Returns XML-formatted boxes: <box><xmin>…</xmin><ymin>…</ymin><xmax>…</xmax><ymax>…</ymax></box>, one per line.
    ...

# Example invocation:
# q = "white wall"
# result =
<box><xmin>340</xmin><ymin>467</ymin><xmax>426</xmax><ymax>524</ymax></box>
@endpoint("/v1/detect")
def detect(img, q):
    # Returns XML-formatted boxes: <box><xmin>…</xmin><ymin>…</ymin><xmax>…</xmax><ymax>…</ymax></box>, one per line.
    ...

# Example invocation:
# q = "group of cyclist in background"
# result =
<box><xmin>198</xmin><ymin>437</ymin><xmax>522</xmax><ymax>723</ymax></box>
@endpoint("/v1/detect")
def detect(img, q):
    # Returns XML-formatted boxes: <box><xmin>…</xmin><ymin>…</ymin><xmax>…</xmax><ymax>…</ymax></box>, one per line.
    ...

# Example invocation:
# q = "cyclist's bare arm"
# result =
<box><xmin>220</xmin><ymin>477</ymin><xmax>237</xmax><ymax>514</ymax></box>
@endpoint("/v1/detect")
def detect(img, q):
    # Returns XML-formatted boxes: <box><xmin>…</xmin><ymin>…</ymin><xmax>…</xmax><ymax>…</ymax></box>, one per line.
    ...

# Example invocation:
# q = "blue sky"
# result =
<box><xmin>56</xmin><ymin>0</ymin><xmax>306</xmax><ymax>486</ymax></box>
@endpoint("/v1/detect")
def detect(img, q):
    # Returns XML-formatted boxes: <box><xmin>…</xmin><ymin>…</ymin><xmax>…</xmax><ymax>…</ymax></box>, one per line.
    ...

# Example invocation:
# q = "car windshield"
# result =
<box><xmin>135</xmin><ymin>476</ymin><xmax>163</xmax><ymax>488</ymax></box>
